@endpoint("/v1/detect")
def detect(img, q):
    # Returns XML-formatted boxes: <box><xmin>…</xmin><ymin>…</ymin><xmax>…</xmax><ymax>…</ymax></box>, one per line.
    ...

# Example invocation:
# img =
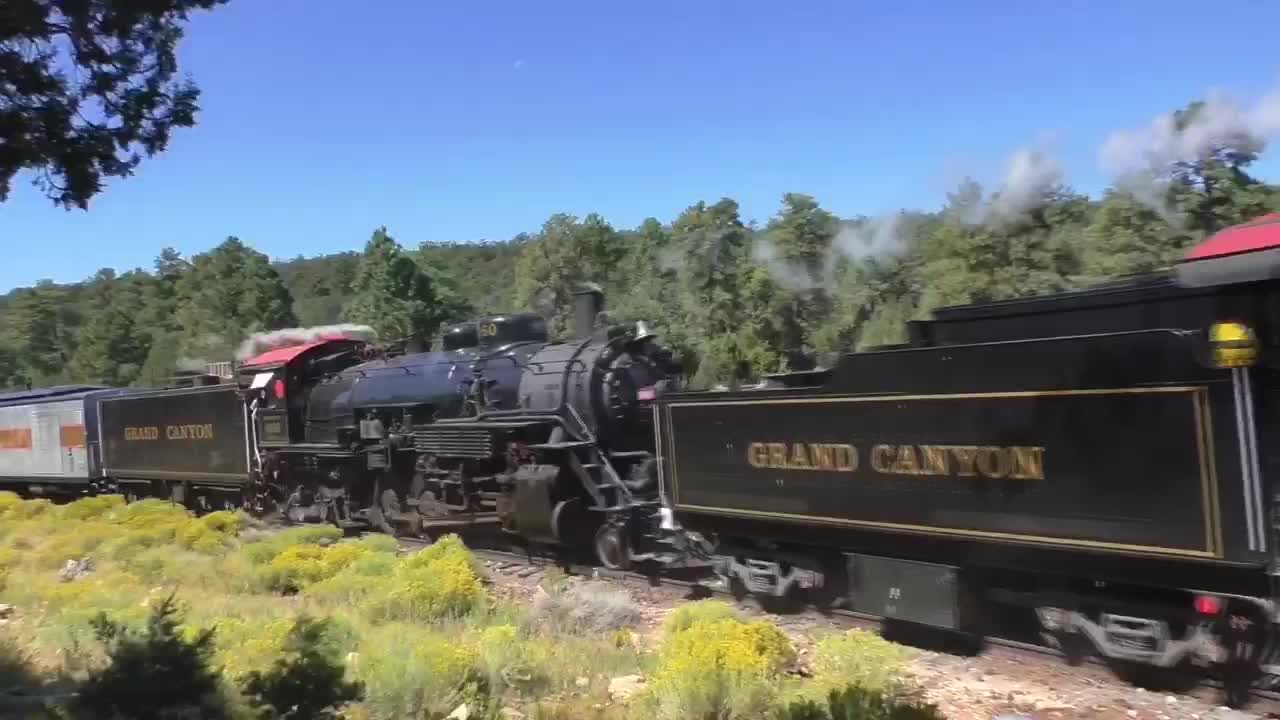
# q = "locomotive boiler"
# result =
<box><xmin>236</xmin><ymin>287</ymin><xmax>687</xmax><ymax>567</ymax></box>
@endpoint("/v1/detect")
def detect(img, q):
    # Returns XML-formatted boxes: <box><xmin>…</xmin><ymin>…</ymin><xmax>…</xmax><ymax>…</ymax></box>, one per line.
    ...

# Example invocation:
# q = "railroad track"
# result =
<box><xmin>373</xmin><ymin>530</ymin><xmax>1280</xmax><ymax>715</ymax></box>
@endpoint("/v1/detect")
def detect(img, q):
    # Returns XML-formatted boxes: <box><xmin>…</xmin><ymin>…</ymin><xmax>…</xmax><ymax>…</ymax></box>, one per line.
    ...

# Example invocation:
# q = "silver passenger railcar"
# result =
<box><xmin>0</xmin><ymin>385</ymin><xmax>135</xmax><ymax>496</ymax></box>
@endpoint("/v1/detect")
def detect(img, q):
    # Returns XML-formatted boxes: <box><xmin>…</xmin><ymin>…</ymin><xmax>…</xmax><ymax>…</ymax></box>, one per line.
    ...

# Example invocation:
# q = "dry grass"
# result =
<box><xmin>0</xmin><ymin>493</ymin><xmax>925</xmax><ymax>719</ymax></box>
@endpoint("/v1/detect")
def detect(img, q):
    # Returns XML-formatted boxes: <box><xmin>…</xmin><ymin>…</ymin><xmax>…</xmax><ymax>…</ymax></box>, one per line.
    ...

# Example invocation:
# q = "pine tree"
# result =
<box><xmin>173</xmin><ymin>238</ymin><xmax>296</xmax><ymax>360</ymax></box>
<box><xmin>342</xmin><ymin>227</ymin><xmax>442</xmax><ymax>347</ymax></box>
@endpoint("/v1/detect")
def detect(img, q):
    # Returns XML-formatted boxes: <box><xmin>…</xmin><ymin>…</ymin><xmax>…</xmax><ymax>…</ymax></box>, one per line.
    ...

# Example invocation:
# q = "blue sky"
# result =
<box><xmin>3</xmin><ymin>0</ymin><xmax>1279</xmax><ymax>292</ymax></box>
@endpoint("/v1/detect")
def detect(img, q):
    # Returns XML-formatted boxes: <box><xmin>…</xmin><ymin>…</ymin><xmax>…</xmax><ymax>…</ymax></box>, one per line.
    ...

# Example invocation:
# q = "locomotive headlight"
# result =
<box><xmin>1208</xmin><ymin>321</ymin><xmax>1259</xmax><ymax>369</ymax></box>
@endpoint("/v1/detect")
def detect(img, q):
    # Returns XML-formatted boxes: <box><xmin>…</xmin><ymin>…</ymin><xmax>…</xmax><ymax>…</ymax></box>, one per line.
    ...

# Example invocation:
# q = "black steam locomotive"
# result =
<box><xmin>5</xmin><ymin>213</ymin><xmax>1280</xmax><ymax>707</ymax></box>
<box><xmin>233</xmin><ymin>286</ymin><xmax>688</xmax><ymax>567</ymax></box>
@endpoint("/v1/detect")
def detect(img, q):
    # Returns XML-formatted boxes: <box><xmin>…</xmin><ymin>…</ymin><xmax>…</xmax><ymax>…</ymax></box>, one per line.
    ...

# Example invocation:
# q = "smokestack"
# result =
<box><xmin>572</xmin><ymin>283</ymin><xmax>605</xmax><ymax>338</ymax></box>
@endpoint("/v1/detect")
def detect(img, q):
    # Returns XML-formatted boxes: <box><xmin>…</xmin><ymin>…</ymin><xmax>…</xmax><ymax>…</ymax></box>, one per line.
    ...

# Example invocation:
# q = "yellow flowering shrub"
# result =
<box><xmin>215</xmin><ymin>616</ymin><xmax>297</xmax><ymax>680</ymax></box>
<box><xmin>360</xmin><ymin>535</ymin><xmax>487</xmax><ymax>622</ymax></box>
<box><xmin>0</xmin><ymin>491</ymin><xmax>23</xmax><ymax>518</ymax></box>
<box><xmin>56</xmin><ymin>494</ymin><xmax>126</xmax><ymax>522</ymax></box>
<box><xmin>260</xmin><ymin>535</ymin><xmax>398</xmax><ymax>593</ymax></box>
<box><xmin>357</xmin><ymin>624</ymin><xmax>486</xmax><ymax>719</ymax></box>
<box><xmin>660</xmin><ymin>598</ymin><xmax>742</xmax><ymax>638</ymax></box>
<box><xmin>239</xmin><ymin>525</ymin><xmax>343</xmax><ymax>566</ymax></box>
<box><xmin>646</xmin><ymin>616</ymin><xmax>794</xmax><ymax>720</ymax></box>
<box><xmin>808</xmin><ymin>629</ymin><xmax>911</xmax><ymax>696</ymax></box>
<box><xmin>176</xmin><ymin>510</ymin><xmax>243</xmax><ymax>553</ymax></box>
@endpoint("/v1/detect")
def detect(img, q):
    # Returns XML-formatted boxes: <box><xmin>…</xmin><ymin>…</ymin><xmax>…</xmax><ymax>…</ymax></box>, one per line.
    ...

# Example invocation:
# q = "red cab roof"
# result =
<box><xmin>240</xmin><ymin>337</ymin><xmax>354</xmax><ymax>369</ymax></box>
<box><xmin>1176</xmin><ymin>214</ymin><xmax>1280</xmax><ymax>288</ymax></box>
<box><xmin>1185</xmin><ymin>213</ymin><xmax>1280</xmax><ymax>261</ymax></box>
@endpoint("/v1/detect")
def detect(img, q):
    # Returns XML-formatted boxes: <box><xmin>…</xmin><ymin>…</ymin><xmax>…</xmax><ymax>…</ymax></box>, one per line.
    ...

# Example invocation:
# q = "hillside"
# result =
<box><xmin>2</xmin><ymin>113</ymin><xmax>1278</xmax><ymax>391</ymax></box>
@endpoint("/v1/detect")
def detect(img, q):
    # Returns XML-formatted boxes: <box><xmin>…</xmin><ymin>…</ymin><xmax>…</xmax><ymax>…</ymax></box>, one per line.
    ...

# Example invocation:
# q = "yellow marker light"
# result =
<box><xmin>1209</xmin><ymin>321</ymin><xmax>1259</xmax><ymax>368</ymax></box>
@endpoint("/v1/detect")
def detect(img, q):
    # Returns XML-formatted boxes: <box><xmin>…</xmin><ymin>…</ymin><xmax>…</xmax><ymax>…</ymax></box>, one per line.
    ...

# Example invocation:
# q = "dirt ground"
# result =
<box><xmin>479</xmin><ymin>558</ymin><xmax>1271</xmax><ymax>720</ymax></box>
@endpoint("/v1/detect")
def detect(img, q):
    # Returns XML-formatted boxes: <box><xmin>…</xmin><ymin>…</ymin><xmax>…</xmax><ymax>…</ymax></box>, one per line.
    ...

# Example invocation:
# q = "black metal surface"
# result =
<box><xmin>476</xmin><ymin>313</ymin><xmax>548</xmax><ymax>347</ymax></box>
<box><xmin>413</xmin><ymin>426</ymin><xmax>495</xmax><ymax>458</ymax></box>
<box><xmin>848</xmin><ymin>554</ymin><xmax>968</xmax><ymax>630</ymax></box>
<box><xmin>663</xmin><ymin>383</ymin><xmax>1222</xmax><ymax>559</ymax></box>
<box><xmin>98</xmin><ymin>384</ymin><xmax>249</xmax><ymax>483</ymax></box>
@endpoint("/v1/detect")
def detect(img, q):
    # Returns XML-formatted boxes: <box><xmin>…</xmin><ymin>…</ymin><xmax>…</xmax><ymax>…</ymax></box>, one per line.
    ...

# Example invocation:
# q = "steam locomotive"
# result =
<box><xmin>5</xmin><ymin>213</ymin><xmax>1280</xmax><ymax>707</ymax></box>
<box><xmin>235</xmin><ymin>286</ymin><xmax>690</xmax><ymax>567</ymax></box>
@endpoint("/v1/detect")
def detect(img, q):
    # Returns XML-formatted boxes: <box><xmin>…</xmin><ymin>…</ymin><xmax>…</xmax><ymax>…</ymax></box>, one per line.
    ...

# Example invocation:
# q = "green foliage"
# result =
<box><xmin>360</xmin><ymin>534</ymin><xmax>488</xmax><ymax>622</ymax></box>
<box><xmin>660</xmin><ymin>599</ymin><xmax>743</xmax><ymax>638</ymax></box>
<box><xmin>342</xmin><ymin>227</ymin><xmax>446</xmax><ymax>348</ymax></box>
<box><xmin>512</xmin><ymin>213</ymin><xmax>624</xmax><ymax>338</ymax></box>
<box><xmin>5</xmin><ymin>92</ymin><xmax>1280</xmax><ymax>392</ymax></box>
<box><xmin>646</xmin><ymin>612</ymin><xmax>795</xmax><ymax>720</ymax></box>
<box><xmin>72</xmin><ymin>595</ymin><xmax>231</xmax><ymax>720</ymax></box>
<box><xmin>777</xmin><ymin>686</ymin><xmax>945</xmax><ymax>720</ymax></box>
<box><xmin>807</xmin><ymin>630</ymin><xmax>911</xmax><ymax>697</ymax></box>
<box><xmin>173</xmin><ymin>237</ymin><xmax>297</xmax><ymax>360</ymax></box>
<box><xmin>241</xmin><ymin>615</ymin><xmax>364</xmax><ymax>720</ymax></box>
<box><xmin>0</xmin><ymin>1</ymin><xmax>230</xmax><ymax>210</ymax></box>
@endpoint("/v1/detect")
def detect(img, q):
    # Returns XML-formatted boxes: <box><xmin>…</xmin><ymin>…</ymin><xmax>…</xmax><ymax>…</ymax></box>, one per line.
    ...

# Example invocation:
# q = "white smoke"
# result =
<box><xmin>988</xmin><ymin>148</ymin><xmax>1064</xmax><ymax>220</ymax></box>
<box><xmin>952</xmin><ymin>144</ymin><xmax>1064</xmax><ymax>227</ymax></box>
<box><xmin>751</xmin><ymin>214</ymin><xmax>909</xmax><ymax>292</ymax></box>
<box><xmin>833</xmin><ymin>214</ymin><xmax>907</xmax><ymax>261</ymax></box>
<box><xmin>1098</xmin><ymin>85</ymin><xmax>1280</xmax><ymax>220</ymax></box>
<box><xmin>1100</xmin><ymin>87</ymin><xmax>1280</xmax><ymax>177</ymax></box>
<box><xmin>750</xmin><ymin>237</ymin><xmax>827</xmax><ymax>291</ymax></box>
<box><xmin>235</xmin><ymin>324</ymin><xmax>376</xmax><ymax>362</ymax></box>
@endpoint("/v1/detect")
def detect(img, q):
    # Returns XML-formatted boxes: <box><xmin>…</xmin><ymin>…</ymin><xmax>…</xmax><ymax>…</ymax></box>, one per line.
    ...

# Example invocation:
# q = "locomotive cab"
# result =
<box><xmin>236</xmin><ymin>337</ymin><xmax>368</xmax><ymax>446</ymax></box>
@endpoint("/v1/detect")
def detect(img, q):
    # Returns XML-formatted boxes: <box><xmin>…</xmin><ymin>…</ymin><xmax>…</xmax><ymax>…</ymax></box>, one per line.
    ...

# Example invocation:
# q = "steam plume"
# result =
<box><xmin>1100</xmin><ymin>87</ymin><xmax>1280</xmax><ymax>177</ymax></box>
<box><xmin>236</xmin><ymin>324</ymin><xmax>376</xmax><ymax>361</ymax></box>
<box><xmin>954</xmin><ymin>144</ymin><xmax>1064</xmax><ymax>226</ymax></box>
<box><xmin>1099</xmin><ymin>84</ymin><xmax>1280</xmax><ymax>220</ymax></box>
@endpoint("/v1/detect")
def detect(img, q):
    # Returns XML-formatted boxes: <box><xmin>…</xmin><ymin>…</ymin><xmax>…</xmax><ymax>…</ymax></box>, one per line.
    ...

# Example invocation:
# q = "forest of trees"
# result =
<box><xmin>2</xmin><ymin>99</ymin><xmax>1278</xmax><ymax>392</ymax></box>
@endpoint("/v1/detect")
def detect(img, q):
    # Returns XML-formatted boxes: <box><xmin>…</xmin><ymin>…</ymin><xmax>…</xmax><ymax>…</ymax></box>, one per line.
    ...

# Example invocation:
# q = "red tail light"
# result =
<box><xmin>273</xmin><ymin>379</ymin><xmax>286</xmax><ymax>400</ymax></box>
<box><xmin>637</xmin><ymin>386</ymin><xmax>656</xmax><ymax>401</ymax></box>
<box><xmin>1194</xmin><ymin>595</ymin><xmax>1222</xmax><ymax>616</ymax></box>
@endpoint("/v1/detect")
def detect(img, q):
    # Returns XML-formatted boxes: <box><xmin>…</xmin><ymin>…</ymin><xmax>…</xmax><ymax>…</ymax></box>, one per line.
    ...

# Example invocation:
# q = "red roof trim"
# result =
<box><xmin>240</xmin><ymin>337</ymin><xmax>355</xmax><ymax>369</ymax></box>
<box><xmin>1184</xmin><ymin>213</ymin><xmax>1280</xmax><ymax>261</ymax></box>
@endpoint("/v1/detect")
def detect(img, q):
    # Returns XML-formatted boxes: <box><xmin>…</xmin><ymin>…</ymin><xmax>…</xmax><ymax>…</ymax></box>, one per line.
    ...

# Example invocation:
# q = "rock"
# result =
<box><xmin>0</xmin><ymin>604</ymin><xmax>14</xmax><ymax>619</ymax></box>
<box><xmin>1165</xmin><ymin>696</ymin><xmax>1177</xmax><ymax>705</ymax></box>
<box><xmin>447</xmin><ymin>703</ymin><xmax>469</xmax><ymax>720</ymax></box>
<box><xmin>608</xmin><ymin>674</ymin><xmax>646</xmax><ymax>702</ymax></box>
<box><xmin>58</xmin><ymin>557</ymin><xmax>93</xmax><ymax>582</ymax></box>
<box><xmin>574</xmin><ymin>676</ymin><xmax>590</xmax><ymax>688</ymax></box>
<box><xmin>1126</xmin><ymin>711</ymin><xmax>1139</xmax><ymax>719</ymax></box>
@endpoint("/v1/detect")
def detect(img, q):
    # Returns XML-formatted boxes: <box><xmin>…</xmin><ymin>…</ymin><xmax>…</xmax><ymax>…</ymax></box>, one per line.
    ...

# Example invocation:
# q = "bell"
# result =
<box><xmin>634</xmin><ymin>320</ymin><xmax>656</xmax><ymax>342</ymax></box>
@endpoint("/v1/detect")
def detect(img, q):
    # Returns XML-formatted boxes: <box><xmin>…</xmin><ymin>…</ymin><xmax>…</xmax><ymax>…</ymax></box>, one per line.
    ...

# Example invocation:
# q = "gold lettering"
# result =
<box><xmin>871</xmin><ymin>445</ymin><xmax>895</xmax><ymax>474</ymax></box>
<box><xmin>919</xmin><ymin>445</ymin><xmax>948</xmax><ymax>476</ymax></box>
<box><xmin>891</xmin><ymin>445</ymin><xmax>921</xmax><ymax>475</ymax></box>
<box><xmin>158</xmin><ymin>424</ymin><xmax>215</xmax><ymax>441</ymax></box>
<box><xmin>948</xmin><ymin>446</ymin><xmax>979</xmax><ymax>477</ymax></box>
<box><xmin>833</xmin><ymin>444</ymin><xmax>857</xmax><ymax>472</ymax></box>
<box><xmin>1008</xmin><ymin>446</ymin><xmax>1045</xmax><ymax>480</ymax></box>
<box><xmin>743</xmin><ymin>440</ymin><xmax>1039</xmax><ymax>479</ymax></box>
<box><xmin>976</xmin><ymin>446</ymin><xmax>1009</xmax><ymax>479</ymax></box>
<box><xmin>789</xmin><ymin>443</ymin><xmax>810</xmax><ymax>469</ymax></box>
<box><xmin>124</xmin><ymin>426</ymin><xmax>159</xmax><ymax>441</ymax></box>
<box><xmin>768</xmin><ymin>443</ymin><xmax>787</xmax><ymax>469</ymax></box>
<box><xmin>745</xmin><ymin>442</ymin><xmax>858</xmax><ymax>472</ymax></box>
<box><xmin>810</xmin><ymin>443</ymin><xmax>833</xmax><ymax>471</ymax></box>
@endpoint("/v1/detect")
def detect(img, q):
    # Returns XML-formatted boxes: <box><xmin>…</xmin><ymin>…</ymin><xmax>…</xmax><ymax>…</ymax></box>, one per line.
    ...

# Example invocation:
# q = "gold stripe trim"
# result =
<box><xmin>1199</xmin><ymin>389</ymin><xmax>1224</xmax><ymax>555</ymax></box>
<box><xmin>664</xmin><ymin>385</ymin><xmax>1223</xmax><ymax>560</ymax></box>
<box><xmin>665</xmin><ymin>385</ymin><xmax>1206</xmax><ymax>408</ymax></box>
